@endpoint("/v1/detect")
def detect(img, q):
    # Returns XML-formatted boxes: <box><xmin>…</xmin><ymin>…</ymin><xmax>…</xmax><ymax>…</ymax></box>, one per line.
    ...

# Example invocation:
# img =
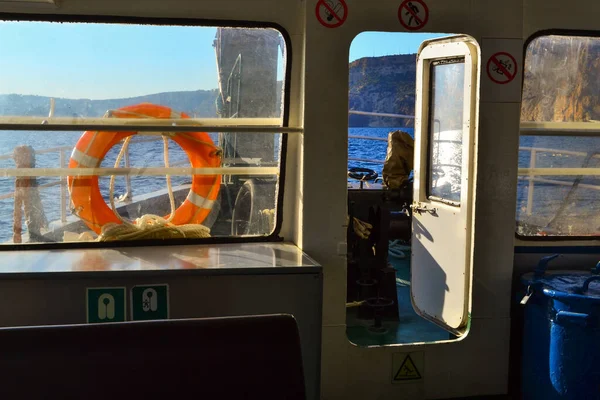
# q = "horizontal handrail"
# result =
<box><xmin>349</xmin><ymin>110</ymin><xmax>415</xmax><ymax>120</ymax></box>
<box><xmin>349</xmin><ymin>157</ymin><xmax>385</xmax><ymax>164</ymax></box>
<box><xmin>349</xmin><ymin>113</ymin><xmax>600</xmax><ymax>137</ymax></box>
<box><xmin>0</xmin><ymin>145</ymin><xmax>72</xmax><ymax>161</ymax></box>
<box><xmin>520</xmin><ymin>121</ymin><xmax>600</xmax><ymax>137</ymax></box>
<box><xmin>0</xmin><ymin>116</ymin><xmax>301</xmax><ymax>133</ymax></box>
<box><xmin>348</xmin><ymin>110</ymin><xmax>443</xmax><ymax>130</ymax></box>
<box><xmin>518</xmin><ymin>168</ymin><xmax>600</xmax><ymax>176</ymax></box>
<box><xmin>348</xmin><ymin>135</ymin><xmax>388</xmax><ymax>142</ymax></box>
<box><xmin>517</xmin><ymin>176</ymin><xmax>600</xmax><ymax>190</ymax></box>
<box><xmin>0</xmin><ymin>124</ymin><xmax>301</xmax><ymax>133</ymax></box>
<box><xmin>0</xmin><ymin>180</ymin><xmax>63</xmax><ymax>201</ymax></box>
<box><xmin>0</xmin><ymin>166</ymin><xmax>279</xmax><ymax>177</ymax></box>
<box><xmin>519</xmin><ymin>146</ymin><xmax>600</xmax><ymax>159</ymax></box>
<box><xmin>0</xmin><ymin>116</ymin><xmax>281</xmax><ymax>126</ymax></box>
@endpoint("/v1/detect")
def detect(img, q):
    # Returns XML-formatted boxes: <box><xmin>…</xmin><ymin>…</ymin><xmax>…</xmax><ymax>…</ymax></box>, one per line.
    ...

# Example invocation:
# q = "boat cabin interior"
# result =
<box><xmin>0</xmin><ymin>0</ymin><xmax>597</xmax><ymax>399</ymax></box>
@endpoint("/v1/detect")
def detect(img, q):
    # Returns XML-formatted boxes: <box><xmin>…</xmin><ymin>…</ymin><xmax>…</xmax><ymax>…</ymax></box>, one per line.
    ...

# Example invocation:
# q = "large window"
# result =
<box><xmin>518</xmin><ymin>34</ymin><xmax>600</xmax><ymax>237</ymax></box>
<box><xmin>0</xmin><ymin>19</ymin><xmax>288</xmax><ymax>245</ymax></box>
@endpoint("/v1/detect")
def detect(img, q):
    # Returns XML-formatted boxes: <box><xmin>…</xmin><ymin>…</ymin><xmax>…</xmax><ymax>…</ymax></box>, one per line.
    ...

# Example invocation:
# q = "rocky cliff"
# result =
<box><xmin>349</xmin><ymin>54</ymin><xmax>416</xmax><ymax>127</ymax></box>
<box><xmin>0</xmin><ymin>89</ymin><xmax>220</xmax><ymax>118</ymax></box>
<box><xmin>0</xmin><ymin>53</ymin><xmax>418</xmax><ymax>125</ymax></box>
<box><xmin>521</xmin><ymin>36</ymin><xmax>600</xmax><ymax>122</ymax></box>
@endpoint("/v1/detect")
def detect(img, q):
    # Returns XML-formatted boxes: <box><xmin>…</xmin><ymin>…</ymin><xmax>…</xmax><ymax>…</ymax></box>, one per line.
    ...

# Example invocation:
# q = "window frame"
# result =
<box><xmin>516</xmin><ymin>29</ymin><xmax>600</xmax><ymax>242</ymax></box>
<box><xmin>0</xmin><ymin>12</ymin><xmax>293</xmax><ymax>250</ymax></box>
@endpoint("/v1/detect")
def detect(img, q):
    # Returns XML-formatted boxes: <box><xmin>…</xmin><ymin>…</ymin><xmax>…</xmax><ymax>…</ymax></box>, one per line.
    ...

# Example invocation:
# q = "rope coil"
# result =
<box><xmin>95</xmin><ymin>134</ymin><xmax>212</xmax><ymax>242</ymax></box>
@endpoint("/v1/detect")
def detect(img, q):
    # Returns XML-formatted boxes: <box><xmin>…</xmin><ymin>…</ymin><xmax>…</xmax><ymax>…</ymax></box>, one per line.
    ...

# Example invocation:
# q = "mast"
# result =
<box><xmin>213</xmin><ymin>28</ymin><xmax>282</xmax><ymax>173</ymax></box>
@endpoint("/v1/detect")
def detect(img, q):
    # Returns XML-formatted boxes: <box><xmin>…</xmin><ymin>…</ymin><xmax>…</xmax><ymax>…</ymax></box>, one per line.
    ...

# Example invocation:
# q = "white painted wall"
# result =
<box><xmin>302</xmin><ymin>0</ymin><xmax>520</xmax><ymax>398</ymax></box>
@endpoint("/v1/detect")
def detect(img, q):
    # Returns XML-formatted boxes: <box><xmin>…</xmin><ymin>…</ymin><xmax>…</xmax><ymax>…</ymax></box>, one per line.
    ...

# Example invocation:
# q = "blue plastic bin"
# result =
<box><xmin>521</xmin><ymin>258</ymin><xmax>600</xmax><ymax>400</ymax></box>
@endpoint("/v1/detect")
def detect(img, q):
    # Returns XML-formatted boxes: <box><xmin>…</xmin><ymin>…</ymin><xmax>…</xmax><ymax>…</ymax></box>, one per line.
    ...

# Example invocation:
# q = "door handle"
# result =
<box><xmin>410</xmin><ymin>202</ymin><xmax>437</xmax><ymax>215</ymax></box>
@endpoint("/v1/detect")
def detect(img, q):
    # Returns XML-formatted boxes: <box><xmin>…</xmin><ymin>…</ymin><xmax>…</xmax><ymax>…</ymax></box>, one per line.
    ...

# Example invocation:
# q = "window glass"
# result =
<box><xmin>0</xmin><ymin>20</ymin><xmax>287</xmax><ymax>244</ymax></box>
<box><xmin>518</xmin><ymin>35</ymin><xmax>600</xmax><ymax>237</ymax></box>
<box><xmin>428</xmin><ymin>58</ymin><xmax>464</xmax><ymax>204</ymax></box>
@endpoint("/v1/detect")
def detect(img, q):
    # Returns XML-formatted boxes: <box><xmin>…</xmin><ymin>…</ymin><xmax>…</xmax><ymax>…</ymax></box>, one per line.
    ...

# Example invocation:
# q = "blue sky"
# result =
<box><xmin>349</xmin><ymin>32</ymin><xmax>449</xmax><ymax>62</ymax></box>
<box><xmin>0</xmin><ymin>21</ymin><xmax>221</xmax><ymax>99</ymax></box>
<box><xmin>0</xmin><ymin>21</ymin><xmax>447</xmax><ymax>99</ymax></box>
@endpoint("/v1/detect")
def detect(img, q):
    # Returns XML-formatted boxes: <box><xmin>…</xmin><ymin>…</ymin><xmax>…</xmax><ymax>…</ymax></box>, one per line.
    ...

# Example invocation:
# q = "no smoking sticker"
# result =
<box><xmin>486</xmin><ymin>52</ymin><xmax>517</xmax><ymax>85</ymax></box>
<box><xmin>316</xmin><ymin>0</ymin><xmax>348</xmax><ymax>28</ymax></box>
<box><xmin>398</xmin><ymin>0</ymin><xmax>429</xmax><ymax>31</ymax></box>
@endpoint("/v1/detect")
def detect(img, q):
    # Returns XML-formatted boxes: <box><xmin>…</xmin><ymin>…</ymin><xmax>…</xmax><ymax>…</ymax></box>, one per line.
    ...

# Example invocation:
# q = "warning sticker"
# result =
<box><xmin>398</xmin><ymin>0</ymin><xmax>429</xmax><ymax>31</ymax></box>
<box><xmin>486</xmin><ymin>52</ymin><xmax>517</xmax><ymax>85</ymax></box>
<box><xmin>392</xmin><ymin>352</ymin><xmax>424</xmax><ymax>384</ymax></box>
<box><xmin>315</xmin><ymin>0</ymin><xmax>348</xmax><ymax>29</ymax></box>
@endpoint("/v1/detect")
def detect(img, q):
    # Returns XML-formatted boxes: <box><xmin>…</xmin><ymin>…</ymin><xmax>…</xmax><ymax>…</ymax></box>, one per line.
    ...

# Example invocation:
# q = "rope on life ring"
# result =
<box><xmin>67</xmin><ymin>103</ymin><xmax>222</xmax><ymax>241</ymax></box>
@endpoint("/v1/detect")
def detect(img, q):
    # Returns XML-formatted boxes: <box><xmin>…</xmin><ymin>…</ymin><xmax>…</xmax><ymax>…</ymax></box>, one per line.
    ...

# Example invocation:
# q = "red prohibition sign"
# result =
<box><xmin>398</xmin><ymin>0</ymin><xmax>429</xmax><ymax>31</ymax></box>
<box><xmin>487</xmin><ymin>52</ymin><xmax>518</xmax><ymax>85</ymax></box>
<box><xmin>316</xmin><ymin>0</ymin><xmax>348</xmax><ymax>29</ymax></box>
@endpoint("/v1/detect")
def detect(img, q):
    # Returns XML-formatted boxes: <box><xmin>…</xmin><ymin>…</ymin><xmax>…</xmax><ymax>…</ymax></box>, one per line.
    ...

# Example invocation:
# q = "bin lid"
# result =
<box><xmin>522</xmin><ymin>271</ymin><xmax>600</xmax><ymax>301</ymax></box>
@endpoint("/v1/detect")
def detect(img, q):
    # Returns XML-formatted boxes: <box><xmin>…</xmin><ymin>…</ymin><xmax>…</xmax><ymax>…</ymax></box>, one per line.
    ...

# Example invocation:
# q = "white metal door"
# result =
<box><xmin>410</xmin><ymin>36</ymin><xmax>479</xmax><ymax>336</ymax></box>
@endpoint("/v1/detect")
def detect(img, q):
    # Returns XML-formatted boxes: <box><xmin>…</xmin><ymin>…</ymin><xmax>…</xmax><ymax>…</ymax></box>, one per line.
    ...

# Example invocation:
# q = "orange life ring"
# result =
<box><xmin>67</xmin><ymin>103</ymin><xmax>221</xmax><ymax>234</ymax></box>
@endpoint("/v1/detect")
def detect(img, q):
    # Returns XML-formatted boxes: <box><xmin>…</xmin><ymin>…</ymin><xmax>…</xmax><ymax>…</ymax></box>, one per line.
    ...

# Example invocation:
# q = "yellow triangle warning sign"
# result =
<box><xmin>393</xmin><ymin>354</ymin><xmax>422</xmax><ymax>381</ymax></box>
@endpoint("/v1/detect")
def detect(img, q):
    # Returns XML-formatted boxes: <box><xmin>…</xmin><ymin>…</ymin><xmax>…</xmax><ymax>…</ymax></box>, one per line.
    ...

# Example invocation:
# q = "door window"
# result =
<box><xmin>428</xmin><ymin>58</ymin><xmax>465</xmax><ymax>204</ymax></box>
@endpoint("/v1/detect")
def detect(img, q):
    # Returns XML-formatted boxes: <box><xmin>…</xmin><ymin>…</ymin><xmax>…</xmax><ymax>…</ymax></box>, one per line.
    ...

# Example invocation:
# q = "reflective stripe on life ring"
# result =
<box><xmin>67</xmin><ymin>103</ymin><xmax>221</xmax><ymax>234</ymax></box>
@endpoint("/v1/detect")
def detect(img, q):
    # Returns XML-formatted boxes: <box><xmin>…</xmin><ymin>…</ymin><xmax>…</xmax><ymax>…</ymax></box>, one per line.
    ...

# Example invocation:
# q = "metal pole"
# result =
<box><xmin>526</xmin><ymin>149</ymin><xmax>536</xmax><ymax>216</ymax></box>
<box><xmin>124</xmin><ymin>145</ymin><xmax>132</xmax><ymax>201</ymax></box>
<box><xmin>59</xmin><ymin>149</ymin><xmax>66</xmax><ymax>223</ymax></box>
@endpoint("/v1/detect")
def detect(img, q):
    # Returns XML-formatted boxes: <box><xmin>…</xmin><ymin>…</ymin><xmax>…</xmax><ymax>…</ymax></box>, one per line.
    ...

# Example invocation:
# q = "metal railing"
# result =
<box><xmin>349</xmin><ymin>134</ymin><xmax>600</xmax><ymax>207</ymax></box>
<box><xmin>0</xmin><ymin>136</ymin><xmax>203</xmax><ymax>224</ymax></box>
<box><xmin>518</xmin><ymin>147</ymin><xmax>600</xmax><ymax>216</ymax></box>
<box><xmin>348</xmin><ymin>110</ymin><xmax>406</xmax><ymax>166</ymax></box>
<box><xmin>348</xmin><ymin>113</ymin><xmax>600</xmax><ymax>217</ymax></box>
<box><xmin>0</xmin><ymin>133</ymin><xmax>282</xmax><ymax>225</ymax></box>
<box><xmin>2</xmin><ymin>111</ymin><xmax>599</xmax><ymax>226</ymax></box>
<box><xmin>0</xmin><ymin>145</ymin><xmax>71</xmax><ymax>223</ymax></box>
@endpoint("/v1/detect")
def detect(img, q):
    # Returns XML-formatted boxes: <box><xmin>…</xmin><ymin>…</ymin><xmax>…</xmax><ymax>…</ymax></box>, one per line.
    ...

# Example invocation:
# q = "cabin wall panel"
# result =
<box><xmin>340</xmin><ymin>318</ymin><xmax>510</xmax><ymax>399</ymax></box>
<box><xmin>471</xmin><ymin>0</ymin><xmax>523</xmax><ymax>38</ymax></box>
<box><xmin>344</xmin><ymin>0</ymin><xmax>474</xmax><ymax>36</ymax></box>
<box><xmin>423</xmin><ymin>317</ymin><xmax>511</xmax><ymax>399</ymax></box>
<box><xmin>280</xmin><ymin>29</ymin><xmax>306</xmax><ymax>243</ymax></box>
<box><xmin>471</xmin><ymin>102</ymin><xmax>521</xmax><ymax>319</ymax></box>
<box><xmin>524</xmin><ymin>0</ymin><xmax>600</xmax><ymax>39</ymax></box>
<box><xmin>346</xmin><ymin>344</ymin><xmax>425</xmax><ymax>400</ymax></box>
<box><xmin>302</xmin><ymin>0</ymin><xmax>350</xmax><ymax>328</ymax></box>
<box><xmin>0</xmin><ymin>269</ymin><xmax>323</xmax><ymax>399</ymax></box>
<box><xmin>301</xmin><ymin>0</ymin><xmax>523</xmax><ymax>397</ymax></box>
<box><xmin>281</xmin><ymin>131</ymin><xmax>303</xmax><ymax>243</ymax></box>
<box><xmin>321</xmin><ymin>326</ymin><xmax>350</xmax><ymax>400</ymax></box>
<box><xmin>320</xmin><ymin>258</ymin><xmax>348</xmax><ymax>327</ymax></box>
<box><xmin>5</xmin><ymin>0</ymin><xmax>304</xmax><ymax>32</ymax></box>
